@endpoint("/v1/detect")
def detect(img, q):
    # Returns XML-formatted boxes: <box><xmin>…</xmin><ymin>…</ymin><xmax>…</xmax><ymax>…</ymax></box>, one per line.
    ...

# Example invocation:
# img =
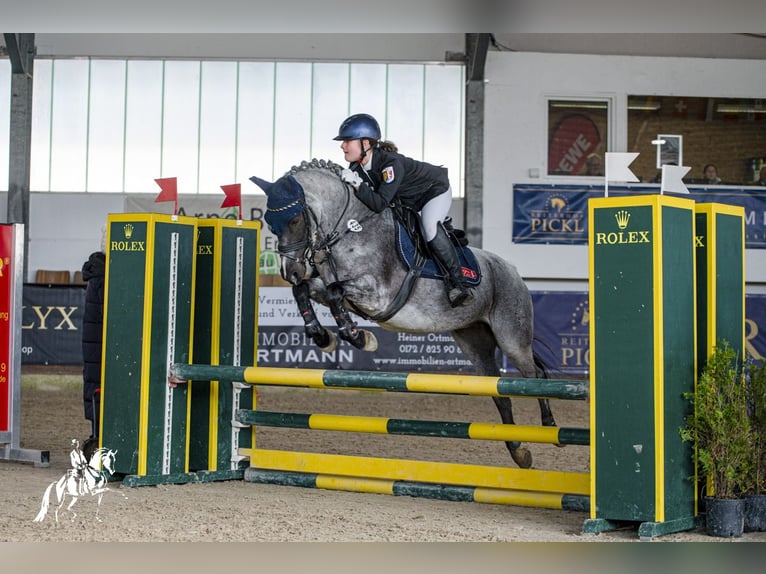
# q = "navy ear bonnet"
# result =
<box><xmin>249</xmin><ymin>174</ymin><xmax>305</xmax><ymax>237</ymax></box>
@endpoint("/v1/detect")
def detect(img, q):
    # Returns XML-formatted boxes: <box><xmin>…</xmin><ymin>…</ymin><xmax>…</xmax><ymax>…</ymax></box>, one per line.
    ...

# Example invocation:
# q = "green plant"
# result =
<box><xmin>680</xmin><ymin>341</ymin><xmax>752</xmax><ymax>500</ymax></box>
<box><xmin>745</xmin><ymin>358</ymin><xmax>766</xmax><ymax>495</ymax></box>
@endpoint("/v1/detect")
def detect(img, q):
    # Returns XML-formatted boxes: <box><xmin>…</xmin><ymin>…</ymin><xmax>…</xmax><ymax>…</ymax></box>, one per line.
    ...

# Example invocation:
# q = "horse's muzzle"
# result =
<box><xmin>281</xmin><ymin>258</ymin><xmax>310</xmax><ymax>286</ymax></box>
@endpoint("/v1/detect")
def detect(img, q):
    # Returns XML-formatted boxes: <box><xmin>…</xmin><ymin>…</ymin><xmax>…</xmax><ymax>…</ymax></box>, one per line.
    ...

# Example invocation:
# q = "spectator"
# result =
<box><xmin>757</xmin><ymin>165</ymin><xmax>766</xmax><ymax>186</ymax></box>
<box><xmin>702</xmin><ymin>163</ymin><xmax>722</xmax><ymax>185</ymax></box>
<box><xmin>584</xmin><ymin>153</ymin><xmax>604</xmax><ymax>176</ymax></box>
<box><xmin>80</xmin><ymin>228</ymin><xmax>106</xmax><ymax>459</ymax></box>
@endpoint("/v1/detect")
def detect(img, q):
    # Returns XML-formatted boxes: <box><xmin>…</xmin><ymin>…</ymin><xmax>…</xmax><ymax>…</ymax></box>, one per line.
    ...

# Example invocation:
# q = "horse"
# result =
<box><xmin>33</xmin><ymin>440</ymin><xmax>121</xmax><ymax>523</ymax></box>
<box><xmin>251</xmin><ymin>159</ymin><xmax>557</xmax><ymax>469</ymax></box>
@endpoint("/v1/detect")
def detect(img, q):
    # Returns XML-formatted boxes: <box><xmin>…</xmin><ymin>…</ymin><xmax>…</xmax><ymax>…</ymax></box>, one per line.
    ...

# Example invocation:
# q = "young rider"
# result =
<box><xmin>334</xmin><ymin>113</ymin><xmax>473</xmax><ymax>307</ymax></box>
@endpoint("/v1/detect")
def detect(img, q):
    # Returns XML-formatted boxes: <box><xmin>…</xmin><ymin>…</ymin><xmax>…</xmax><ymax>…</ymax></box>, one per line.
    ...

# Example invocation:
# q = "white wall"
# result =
<box><xmin>483</xmin><ymin>52</ymin><xmax>766</xmax><ymax>292</ymax></box>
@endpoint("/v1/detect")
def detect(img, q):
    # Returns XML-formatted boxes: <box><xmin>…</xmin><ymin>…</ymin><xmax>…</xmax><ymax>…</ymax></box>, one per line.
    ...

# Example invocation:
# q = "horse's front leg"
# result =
<box><xmin>292</xmin><ymin>282</ymin><xmax>337</xmax><ymax>353</ymax></box>
<box><xmin>326</xmin><ymin>282</ymin><xmax>378</xmax><ymax>352</ymax></box>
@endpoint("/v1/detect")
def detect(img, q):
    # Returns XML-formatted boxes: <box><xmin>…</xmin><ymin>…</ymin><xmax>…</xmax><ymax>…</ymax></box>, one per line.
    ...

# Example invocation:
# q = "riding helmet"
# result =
<box><xmin>333</xmin><ymin>113</ymin><xmax>381</xmax><ymax>141</ymax></box>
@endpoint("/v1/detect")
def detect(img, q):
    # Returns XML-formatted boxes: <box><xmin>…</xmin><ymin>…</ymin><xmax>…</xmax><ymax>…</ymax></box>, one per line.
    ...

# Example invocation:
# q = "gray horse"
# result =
<box><xmin>251</xmin><ymin>159</ymin><xmax>556</xmax><ymax>469</ymax></box>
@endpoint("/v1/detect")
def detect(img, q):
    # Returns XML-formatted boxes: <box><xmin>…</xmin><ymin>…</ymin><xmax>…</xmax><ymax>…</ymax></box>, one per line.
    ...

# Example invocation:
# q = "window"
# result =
<box><xmin>547</xmin><ymin>99</ymin><xmax>610</xmax><ymax>177</ymax></box>
<box><xmin>628</xmin><ymin>95</ymin><xmax>766</xmax><ymax>185</ymax></box>
<box><xmin>6</xmin><ymin>58</ymin><xmax>466</xmax><ymax>196</ymax></box>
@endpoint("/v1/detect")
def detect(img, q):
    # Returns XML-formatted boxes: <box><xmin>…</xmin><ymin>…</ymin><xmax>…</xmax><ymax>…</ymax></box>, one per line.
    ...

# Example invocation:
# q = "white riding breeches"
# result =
<box><xmin>420</xmin><ymin>188</ymin><xmax>452</xmax><ymax>241</ymax></box>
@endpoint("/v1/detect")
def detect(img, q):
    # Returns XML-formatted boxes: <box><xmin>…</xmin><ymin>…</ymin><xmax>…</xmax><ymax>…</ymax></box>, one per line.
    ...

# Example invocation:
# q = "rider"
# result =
<box><xmin>334</xmin><ymin>113</ymin><xmax>473</xmax><ymax>307</ymax></box>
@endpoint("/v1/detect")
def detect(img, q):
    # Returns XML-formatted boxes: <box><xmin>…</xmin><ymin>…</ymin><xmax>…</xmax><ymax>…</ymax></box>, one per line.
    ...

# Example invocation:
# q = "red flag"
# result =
<box><xmin>220</xmin><ymin>183</ymin><xmax>242</xmax><ymax>219</ymax></box>
<box><xmin>154</xmin><ymin>177</ymin><xmax>178</xmax><ymax>215</ymax></box>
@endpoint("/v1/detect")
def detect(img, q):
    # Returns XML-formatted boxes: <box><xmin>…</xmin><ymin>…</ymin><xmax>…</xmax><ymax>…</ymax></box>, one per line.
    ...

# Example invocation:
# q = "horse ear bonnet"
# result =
<box><xmin>250</xmin><ymin>175</ymin><xmax>305</xmax><ymax>237</ymax></box>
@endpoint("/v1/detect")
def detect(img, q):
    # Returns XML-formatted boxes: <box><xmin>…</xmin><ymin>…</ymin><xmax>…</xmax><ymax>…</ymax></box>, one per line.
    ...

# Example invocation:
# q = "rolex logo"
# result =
<box><xmin>124</xmin><ymin>223</ymin><xmax>134</xmax><ymax>239</ymax></box>
<box><xmin>614</xmin><ymin>210</ymin><xmax>630</xmax><ymax>230</ymax></box>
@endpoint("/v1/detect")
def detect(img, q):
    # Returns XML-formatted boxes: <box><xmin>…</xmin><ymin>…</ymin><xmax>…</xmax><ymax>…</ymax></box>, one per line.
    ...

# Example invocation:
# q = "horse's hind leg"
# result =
<box><xmin>292</xmin><ymin>282</ymin><xmax>337</xmax><ymax>352</ymax></box>
<box><xmin>451</xmin><ymin>324</ymin><xmax>533</xmax><ymax>469</ymax></box>
<box><xmin>326</xmin><ymin>282</ymin><xmax>377</xmax><ymax>352</ymax></box>
<box><xmin>532</xmin><ymin>354</ymin><xmax>556</xmax><ymax>428</ymax></box>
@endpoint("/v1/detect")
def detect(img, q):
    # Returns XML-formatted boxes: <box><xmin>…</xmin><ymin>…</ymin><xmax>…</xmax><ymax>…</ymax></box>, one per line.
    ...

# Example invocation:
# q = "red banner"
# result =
<box><xmin>0</xmin><ymin>225</ymin><xmax>12</xmax><ymax>431</ymax></box>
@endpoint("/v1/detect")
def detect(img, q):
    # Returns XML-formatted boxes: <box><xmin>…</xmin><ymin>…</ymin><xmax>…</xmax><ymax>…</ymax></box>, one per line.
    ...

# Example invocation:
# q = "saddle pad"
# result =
<box><xmin>395</xmin><ymin>222</ymin><xmax>482</xmax><ymax>286</ymax></box>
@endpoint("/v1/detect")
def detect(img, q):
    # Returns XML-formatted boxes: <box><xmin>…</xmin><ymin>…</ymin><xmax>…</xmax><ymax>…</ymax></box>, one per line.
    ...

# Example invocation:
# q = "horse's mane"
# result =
<box><xmin>285</xmin><ymin>158</ymin><xmax>345</xmax><ymax>179</ymax></box>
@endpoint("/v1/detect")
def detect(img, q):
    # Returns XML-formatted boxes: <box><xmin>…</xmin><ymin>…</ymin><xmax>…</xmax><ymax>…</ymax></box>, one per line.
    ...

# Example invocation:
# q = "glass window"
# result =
<box><xmin>87</xmin><ymin>60</ymin><xmax>126</xmax><ymax>193</ymax></box>
<box><xmin>198</xmin><ymin>61</ymin><xmax>238</xmax><ymax>194</ymax></box>
<box><xmin>0</xmin><ymin>60</ymin><xmax>10</xmax><ymax>191</ymax></box>
<box><xmin>18</xmin><ymin>58</ymin><xmax>465</xmax><ymax>196</ymax></box>
<box><xmin>349</xmin><ymin>63</ymin><xmax>387</xmax><ymax>133</ymax></box>
<box><xmin>236</xmin><ymin>62</ymin><xmax>275</xmax><ymax>191</ymax></box>
<box><xmin>273</xmin><ymin>63</ymin><xmax>312</xmax><ymax>177</ymax></box>
<box><xmin>30</xmin><ymin>59</ymin><xmax>52</xmax><ymax>192</ymax></box>
<box><xmin>162</xmin><ymin>61</ymin><xmax>201</xmax><ymax>193</ymax></box>
<box><xmin>547</xmin><ymin>99</ymin><xmax>610</xmax><ymax>177</ymax></box>
<box><xmin>387</xmin><ymin>65</ymin><xmax>425</xmax><ymax>158</ymax></box>
<box><xmin>423</xmin><ymin>65</ymin><xmax>464</xmax><ymax>192</ymax></box>
<box><xmin>50</xmin><ymin>60</ymin><xmax>89</xmax><ymax>191</ymax></box>
<box><xmin>311</xmin><ymin>63</ymin><xmax>350</xmax><ymax>166</ymax></box>
<box><xmin>124</xmin><ymin>60</ymin><xmax>163</xmax><ymax>194</ymax></box>
<box><xmin>628</xmin><ymin>95</ymin><xmax>766</xmax><ymax>185</ymax></box>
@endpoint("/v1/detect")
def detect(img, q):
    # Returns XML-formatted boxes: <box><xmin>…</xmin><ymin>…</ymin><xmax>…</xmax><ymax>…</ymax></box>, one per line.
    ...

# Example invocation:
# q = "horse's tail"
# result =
<box><xmin>532</xmin><ymin>336</ymin><xmax>559</xmax><ymax>380</ymax></box>
<box><xmin>32</xmin><ymin>481</ymin><xmax>56</xmax><ymax>522</ymax></box>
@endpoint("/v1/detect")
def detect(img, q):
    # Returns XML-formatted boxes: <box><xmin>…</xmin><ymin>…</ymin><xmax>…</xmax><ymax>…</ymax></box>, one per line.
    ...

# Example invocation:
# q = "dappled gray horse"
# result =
<box><xmin>251</xmin><ymin>159</ymin><xmax>556</xmax><ymax>468</ymax></box>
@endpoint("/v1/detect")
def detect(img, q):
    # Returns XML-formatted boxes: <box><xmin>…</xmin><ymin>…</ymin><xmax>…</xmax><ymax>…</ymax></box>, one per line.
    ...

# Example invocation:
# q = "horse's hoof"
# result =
<box><xmin>511</xmin><ymin>446</ymin><xmax>533</xmax><ymax>469</ymax></box>
<box><xmin>362</xmin><ymin>330</ymin><xmax>378</xmax><ymax>352</ymax></box>
<box><xmin>318</xmin><ymin>331</ymin><xmax>337</xmax><ymax>354</ymax></box>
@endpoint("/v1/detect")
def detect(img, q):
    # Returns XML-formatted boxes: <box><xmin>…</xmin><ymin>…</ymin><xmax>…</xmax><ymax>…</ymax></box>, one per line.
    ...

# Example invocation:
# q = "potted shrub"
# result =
<box><xmin>680</xmin><ymin>341</ymin><xmax>752</xmax><ymax>537</ymax></box>
<box><xmin>744</xmin><ymin>358</ymin><xmax>766</xmax><ymax>532</ymax></box>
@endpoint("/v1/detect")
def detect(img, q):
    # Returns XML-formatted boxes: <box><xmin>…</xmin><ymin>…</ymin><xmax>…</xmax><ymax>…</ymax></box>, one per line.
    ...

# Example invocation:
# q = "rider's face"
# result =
<box><xmin>341</xmin><ymin>139</ymin><xmax>366</xmax><ymax>163</ymax></box>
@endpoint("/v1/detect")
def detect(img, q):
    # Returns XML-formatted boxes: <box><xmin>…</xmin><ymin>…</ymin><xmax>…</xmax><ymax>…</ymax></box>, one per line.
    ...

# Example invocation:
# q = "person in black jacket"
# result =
<box><xmin>80</xmin><ymin>249</ymin><xmax>106</xmax><ymax>457</ymax></box>
<box><xmin>334</xmin><ymin>113</ymin><xmax>473</xmax><ymax>307</ymax></box>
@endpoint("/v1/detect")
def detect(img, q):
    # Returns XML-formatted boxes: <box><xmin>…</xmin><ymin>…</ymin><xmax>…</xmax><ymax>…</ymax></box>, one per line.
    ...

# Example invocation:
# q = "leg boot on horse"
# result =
<box><xmin>293</xmin><ymin>283</ymin><xmax>337</xmax><ymax>352</ymax></box>
<box><xmin>428</xmin><ymin>223</ymin><xmax>473</xmax><ymax>308</ymax></box>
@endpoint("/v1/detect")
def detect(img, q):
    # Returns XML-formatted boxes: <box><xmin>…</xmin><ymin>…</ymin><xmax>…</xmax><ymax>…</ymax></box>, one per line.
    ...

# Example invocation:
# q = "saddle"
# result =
<box><xmin>350</xmin><ymin>203</ymin><xmax>481</xmax><ymax>323</ymax></box>
<box><xmin>391</xmin><ymin>203</ymin><xmax>481</xmax><ymax>285</ymax></box>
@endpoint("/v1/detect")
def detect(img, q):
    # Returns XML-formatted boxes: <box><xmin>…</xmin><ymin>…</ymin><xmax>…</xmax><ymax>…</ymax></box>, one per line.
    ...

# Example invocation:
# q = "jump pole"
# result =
<box><xmin>169</xmin><ymin>362</ymin><xmax>591</xmax><ymax>511</ymax></box>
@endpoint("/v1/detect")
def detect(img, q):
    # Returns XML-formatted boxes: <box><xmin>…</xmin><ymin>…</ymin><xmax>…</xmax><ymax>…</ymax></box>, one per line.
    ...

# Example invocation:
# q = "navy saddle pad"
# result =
<box><xmin>394</xmin><ymin>222</ymin><xmax>482</xmax><ymax>286</ymax></box>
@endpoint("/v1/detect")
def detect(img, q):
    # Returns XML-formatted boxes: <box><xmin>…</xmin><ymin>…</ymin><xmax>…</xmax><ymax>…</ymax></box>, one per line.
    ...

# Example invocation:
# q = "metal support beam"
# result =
<box><xmin>464</xmin><ymin>34</ymin><xmax>489</xmax><ymax>248</ymax></box>
<box><xmin>6</xmin><ymin>33</ymin><xmax>35</xmax><ymax>281</ymax></box>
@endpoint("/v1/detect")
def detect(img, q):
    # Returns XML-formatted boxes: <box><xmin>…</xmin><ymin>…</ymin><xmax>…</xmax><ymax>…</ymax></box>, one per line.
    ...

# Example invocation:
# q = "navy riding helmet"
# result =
<box><xmin>333</xmin><ymin>113</ymin><xmax>381</xmax><ymax>141</ymax></box>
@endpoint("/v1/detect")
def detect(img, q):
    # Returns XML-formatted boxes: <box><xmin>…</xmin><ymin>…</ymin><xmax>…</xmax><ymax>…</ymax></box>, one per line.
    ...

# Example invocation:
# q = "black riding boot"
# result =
<box><xmin>428</xmin><ymin>223</ymin><xmax>473</xmax><ymax>307</ymax></box>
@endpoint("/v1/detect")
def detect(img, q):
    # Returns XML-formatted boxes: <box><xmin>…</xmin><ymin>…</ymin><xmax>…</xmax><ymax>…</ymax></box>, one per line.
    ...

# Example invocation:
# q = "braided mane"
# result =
<box><xmin>286</xmin><ymin>158</ymin><xmax>344</xmax><ymax>178</ymax></box>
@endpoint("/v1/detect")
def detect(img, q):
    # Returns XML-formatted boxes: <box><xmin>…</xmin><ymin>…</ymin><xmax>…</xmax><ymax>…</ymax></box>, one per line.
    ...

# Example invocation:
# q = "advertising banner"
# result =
<box><xmin>513</xmin><ymin>184</ymin><xmax>766</xmax><ymax>248</ymax></box>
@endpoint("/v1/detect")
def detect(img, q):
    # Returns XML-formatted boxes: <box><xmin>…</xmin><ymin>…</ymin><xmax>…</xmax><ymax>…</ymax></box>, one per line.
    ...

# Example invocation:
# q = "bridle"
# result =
<box><xmin>274</xmin><ymin>178</ymin><xmax>377</xmax><ymax>282</ymax></box>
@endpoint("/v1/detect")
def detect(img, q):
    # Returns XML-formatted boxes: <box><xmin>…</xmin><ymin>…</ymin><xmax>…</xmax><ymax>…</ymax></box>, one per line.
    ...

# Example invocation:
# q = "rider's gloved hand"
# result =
<box><xmin>341</xmin><ymin>168</ymin><xmax>363</xmax><ymax>189</ymax></box>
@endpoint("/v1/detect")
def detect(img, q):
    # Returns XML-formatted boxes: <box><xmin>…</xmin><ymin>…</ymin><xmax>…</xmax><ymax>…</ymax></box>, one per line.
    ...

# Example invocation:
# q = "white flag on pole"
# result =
<box><xmin>606</xmin><ymin>152</ymin><xmax>640</xmax><ymax>183</ymax></box>
<box><xmin>660</xmin><ymin>165</ymin><xmax>691</xmax><ymax>195</ymax></box>
<box><xmin>604</xmin><ymin>152</ymin><xmax>640</xmax><ymax>197</ymax></box>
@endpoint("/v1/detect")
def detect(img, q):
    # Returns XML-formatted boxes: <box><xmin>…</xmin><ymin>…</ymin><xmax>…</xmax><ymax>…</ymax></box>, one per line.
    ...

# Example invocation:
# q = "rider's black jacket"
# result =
<box><xmin>349</xmin><ymin>148</ymin><xmax>450</xmax><ymax>213</ymax></box>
